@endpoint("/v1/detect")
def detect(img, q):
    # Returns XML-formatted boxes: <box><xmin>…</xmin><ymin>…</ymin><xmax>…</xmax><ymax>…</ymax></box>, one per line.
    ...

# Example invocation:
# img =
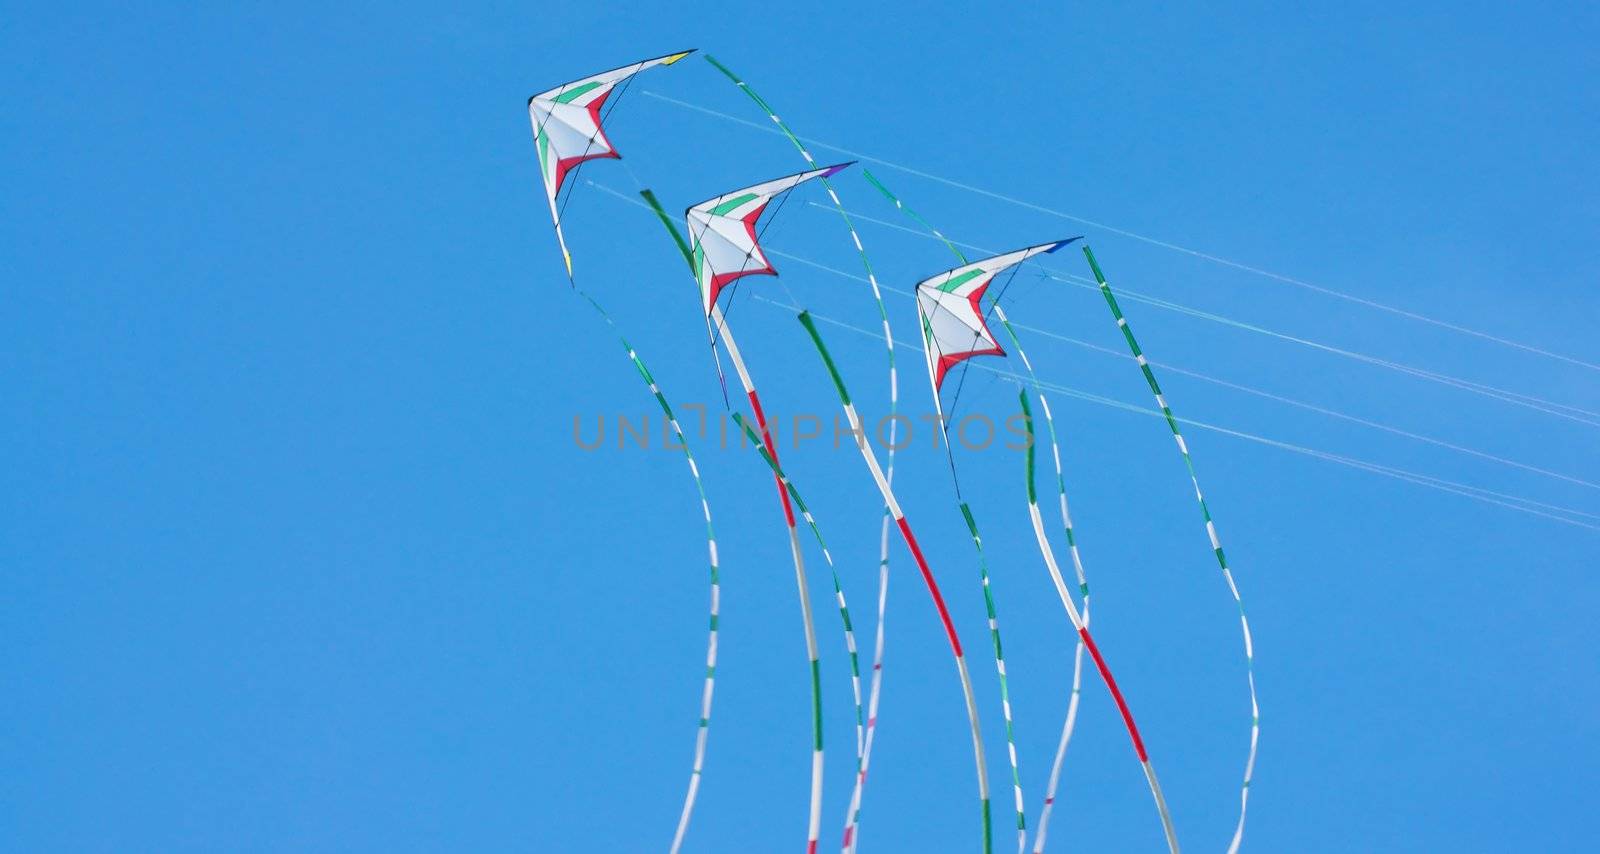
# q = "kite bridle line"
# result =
<box><xmin>860</xmin><ymin>171</ymin><xmax>1102</xmax><ymax>854</ymax></box>
<box><xmin>643</xmin><ymin>187</ymin><xmax>868</xmax><ymax>854</ymax></box>
<box><xmin>797</xmin><ymin>311</ymin><xmax>995</xmax><ymax>854</ymax></box>
<box><xmin>1081</xmin><ymin>245</ymin><xmax>1259</xmax><ymax>854</ymax></box>
<box><xmin>698</xmin><ymin>56</ymin><xmax>902</xmax><ymax>854</ymax></box>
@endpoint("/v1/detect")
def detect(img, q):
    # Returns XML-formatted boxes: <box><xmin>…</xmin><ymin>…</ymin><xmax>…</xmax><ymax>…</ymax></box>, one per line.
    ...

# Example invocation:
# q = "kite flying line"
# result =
<box><xmin>598</xmin><ymin>179</ymin><xmax>1600</xmax><ymax>498</ymax></box>
<box><xmin>593</xmin><ymin>179</ymin><xmax>1600</xmax><ymax>529</ymax></box>
<box><xmin>820</xmin><ymin>202</ymin><xmax>1600</xmax><ymax>430</ymax></box>
<box><xmin>699</xmin><ymin>56</ymin><xmax>904</xmax><ymax>852</ymax></box>
<box><xmin>764</xmin><ymin>295</ymin><xmax>1600</xmax><ymax>532</ymax></box>
<box><xmin>763</xmin><ymin>233</ymin><xmax>1600</xmax><ymax>489</ymax></box>
<box><xmin>642</xmin><ymin>88</ymin><xmax>1600</xmax><ymax>375</ymax></box>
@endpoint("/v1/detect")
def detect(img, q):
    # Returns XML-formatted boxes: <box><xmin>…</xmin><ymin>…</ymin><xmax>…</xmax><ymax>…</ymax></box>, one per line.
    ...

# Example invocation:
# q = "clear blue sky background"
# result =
<box><xmin>5</xmin><ymin>3</ymin><xmax>1598</xmax><ymax>851</ymax></box>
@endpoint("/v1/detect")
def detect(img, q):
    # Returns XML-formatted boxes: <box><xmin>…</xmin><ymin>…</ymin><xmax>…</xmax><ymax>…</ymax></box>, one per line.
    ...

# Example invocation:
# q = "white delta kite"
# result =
<box><xmin>527</xmin><ymin>49</ymin><xmax>693</xmax><ymax>279</ymax></box>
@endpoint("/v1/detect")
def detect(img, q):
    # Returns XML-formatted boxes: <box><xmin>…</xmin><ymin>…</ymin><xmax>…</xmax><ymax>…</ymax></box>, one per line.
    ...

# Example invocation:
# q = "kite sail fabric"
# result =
<box><xmin>1082</xmin><ymin>245</ymin><xmax>1259</xmax><ymax>854</ymax></box>
<box><xmin>916</xmin><ymin>242</ymin><xmax>1071</xmax><ymax>401</ymax></box>
<box><xmin>527</xmin><ymin>50</ymin><xmax>693</xmax><ymax>277</ymax></box>
<box><xmin>861</xmin><ymin>171</ymin><xmax>1097</xmax><ymax>854</ymax></box>
<box><xmin>700</xmin><ymin>57</ymin><xmax>903</xmax><ymax>854</ymax></box>
<box><xmin>799</xmin><ymin>312</ymin><xmax>995</xmax><ymax>854</ymax></box>
<box><xmin>686</xmin><ymin>164</ymin><xmax>853</xmax><ymax>316</ymax></box>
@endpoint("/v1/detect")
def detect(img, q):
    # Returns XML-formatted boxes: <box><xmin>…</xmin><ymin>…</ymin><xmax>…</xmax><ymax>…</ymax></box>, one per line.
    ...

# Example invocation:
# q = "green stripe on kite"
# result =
<box><xmin>940</xmin><ymin>267</ymin><xmax>988</xmax><ymax>293</ymax></box>
<box><xmin>709</xmin><ymin>192</ymin><xmax>759</xmax><ymax>216</ymax></box>
<box><xmin>552</xmin><ymin>80</ymin><xmax>603</xmax><ymax>103</ymax></box>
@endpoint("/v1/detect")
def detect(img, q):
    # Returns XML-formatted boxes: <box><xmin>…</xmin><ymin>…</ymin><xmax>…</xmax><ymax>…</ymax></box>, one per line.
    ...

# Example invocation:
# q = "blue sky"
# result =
<box><xmin>5</xmin><ymin>2</ymin><xmax>1598</xmax><ymax>851</ymax></box>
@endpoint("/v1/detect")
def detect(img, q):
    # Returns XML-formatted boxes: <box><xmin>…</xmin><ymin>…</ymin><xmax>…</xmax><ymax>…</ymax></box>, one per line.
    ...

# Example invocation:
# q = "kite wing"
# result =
<box><xmin>686</xmin><ymin>163</ymin><xmax>854</xmax><ymax>316</ymax></box>
<box><xmin>915</xmin><ymin>240</ymin><xmax>1076</xmax><ymax>396</ymax></box>
<box><xmin>528</xmin><ymin>49</ymin><xmax>694</xmax><ymax>277</ymax></box>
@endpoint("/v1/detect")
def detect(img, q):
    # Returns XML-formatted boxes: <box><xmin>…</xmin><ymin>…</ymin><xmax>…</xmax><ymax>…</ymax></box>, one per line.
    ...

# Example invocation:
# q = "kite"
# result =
<box><xmin>798</xmin><ymin>312</ymin><xmax>995</xmax><ymax>854</ymax></box>
<box><xmin>1081</xmin><ymin>246</ymin><xmax>1260</xmax><ymax>854</ymax></box>
<box><xmin>527</xmin><ymin>53</ymin><xmax>727</xmax><ymax>853</ymax></box>
<box><xmin>702</xmin><ymin>57</ymin><xmax>902</xmax><ymax>851</ymax></box>
<box><xmin>644</xmin><ymin>173</ymin><xmax>868</xmax><ymax>854</ymax></box>
<box><xmin>527</xmin><ymin>49</ymin><xmax>692</xmax><ymax>279</ymax></box>
<box><xmin>916</xmin><ymin>242</ymin><xmax>1182</xmax><ymax>854</ymax></box>
<box><xmin>908</xmin><ymin>247</ymin><xmax>1065</xmax><ymax>854</ymax></box>
<box><xmin>687</xmin><ymin>165</ymin><xmax>852</xmax><ymax>315</ymax></box>
<box><xmin>862</xmin><ymin>172</ymin><xmax>1096</xmax><ymax>854</ymax></box>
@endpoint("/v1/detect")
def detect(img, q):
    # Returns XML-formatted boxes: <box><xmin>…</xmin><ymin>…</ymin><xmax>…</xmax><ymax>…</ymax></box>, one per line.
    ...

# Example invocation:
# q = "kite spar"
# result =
<box><xmin>527</xmin><ymin>50</ymin><xmax>692</xmax><ymax>279</ymax></box>
<box><xmin>643</xmin><ymin>170</ymin><xmax>869</xmax><ymax>854</ymax></box>
<box><xmin>861</xmin><ymin>172</ymin><xmax>1096</xmax><ymax>854</ymax></box>
<box><xmin>1081</xmin><ymin>246</ymin><xmax>1259</xmax><ymax>854</ymax></box>
<box><xmin>700</xmin><ymin>57</ymin><xmax>902</xmax><ymax>852</ymax></box>
<box><xmin>525</xmin><ymin>51</ymin><xmax>724</xmax><ymax>854</ymax></box>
